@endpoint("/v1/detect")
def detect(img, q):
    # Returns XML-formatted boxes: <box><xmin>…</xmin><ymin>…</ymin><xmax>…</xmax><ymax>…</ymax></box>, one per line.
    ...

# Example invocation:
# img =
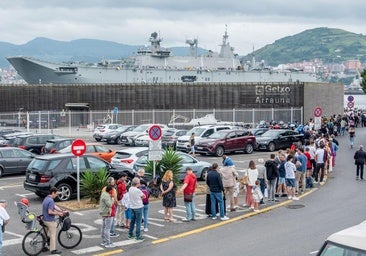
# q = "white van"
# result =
<box><xmin>317</xmin><ymin>220</ymin><xmax>366</xmax><ymax>255</ymax></box>
<box><xmin>176</xmin><ymin>125</ymin><xmax>235</xmax><ymax>152</ymax></box>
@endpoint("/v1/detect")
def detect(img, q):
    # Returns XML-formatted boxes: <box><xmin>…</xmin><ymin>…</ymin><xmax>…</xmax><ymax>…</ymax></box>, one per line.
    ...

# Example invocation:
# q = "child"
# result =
<box><xmin>116</xmin><ymin>174</ymin><xmax>127</xmax><ymax>227</ymax></box>
<box><xmin>252</xmin><ymin>180</ymin><xmax>263</xmax><ymax>212</ymax></box>
<box><xmin>233</xmin><ymin>177</ymin><xmax>240</xmax><ymax>209</ymax></box>
<box><xmin>121</xmin><ymin>191</ymin><xmax>131</xmax><ymax>229</ymax></box>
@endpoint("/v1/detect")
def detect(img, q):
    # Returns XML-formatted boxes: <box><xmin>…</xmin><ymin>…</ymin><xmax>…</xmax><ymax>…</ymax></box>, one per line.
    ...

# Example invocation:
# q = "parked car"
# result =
<box><xmin>316</xmin><ymin>220</ymin><xmax>366</xmax><ymax>255</ymax></box>
<box><xmin>176</xmin><ymin>125</ymin><xmax>237</xmax><ymax>152</ymax></box>
<box><xmin>93</xmin><ymin>123</ymin><xmax>123</xmax><ymax>142</ymax></box>
<box><xmin>13</xmin><ymin>134</ymin><xmax>61</xmax><ymax>154</ymax></box>
<box><xmin>161</xmin><ymin>129</ymin><xmax>187</xmax><ymax>150</ymax></box>
<box><xmin>133</xmin><ymin>151</ymin><xmax>211</xmax><ymax>181</ymax></box>
<box><xmin>101</xmin><ymin>125</ymin><xmax>137</xmax><ymax>144</ymax></box>
<box><xmin>255</xmin><ymin>129</ymin><xmax>304</xmax><ymax>151</ymax></box>
<box><xmin>120</xmin><ymin>124</ymin><xmax>169</xmax><ymax>146</ymax></box>
<box><xmin>249</xmin><ymin>128</ymin><xmax>270</xmax><ymax>137</ymax></box>
<box><xmin>0</xmin><ymin>147</ymin><xmax>35</xmax><ymax>177</ymax></box>
<box><xmin>0</xmin><ymin>132</ymin><xmax>33</xmax><ymax>147</ymax></box>
<box><xmin>194</xmin><ymin>129</ymin><xmax>256</xmax><ymax>156</ymax></box>
<box><xmin>42</xmin><ymin>138</ymin><xmax>75</xmax><ymax>154</ymax></box>
<box><xmin>111</xmin><ymin>147</ymin><xmax>149</xmax><ymax>169</ymax></box>
<box><xmin>24</xmin><ymin>153</ymin><xmax>135</xmax><ymax>201</ymax></box>
<box><xmin>58</xmin><ymin>143</ymin><xmax>116</xmax><ymax>162</ymax></box>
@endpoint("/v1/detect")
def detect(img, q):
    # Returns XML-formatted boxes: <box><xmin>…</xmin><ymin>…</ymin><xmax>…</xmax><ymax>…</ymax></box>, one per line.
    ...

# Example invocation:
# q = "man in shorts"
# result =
<box><xmin>285</xmin><ymin>155</ymin><xmax>299</xmax><ymax>200</ymax></box>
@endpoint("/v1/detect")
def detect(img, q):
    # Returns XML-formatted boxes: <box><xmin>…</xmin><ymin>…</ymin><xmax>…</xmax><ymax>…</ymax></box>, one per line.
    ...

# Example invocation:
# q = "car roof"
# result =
<box><xmin>116</xmin><ymin>147</ymin><xmax>148</xmax><ymax>153</ymax></box>
<box><xmin>46</xmin><ymin>138</ymin><xmax>74</xmax><ymax>142</ymax></box>
<box><xmin>326</xmin><ymin>220</ymin><xmax>366</xmax><ymax>251</ymax></box>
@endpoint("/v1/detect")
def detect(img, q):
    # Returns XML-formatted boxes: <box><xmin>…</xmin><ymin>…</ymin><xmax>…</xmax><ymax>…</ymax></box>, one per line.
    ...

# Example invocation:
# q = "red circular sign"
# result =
<box><xmin>148</xmin><ymin>125</ymin><xmax>162</xmax><ymax>141</ymax></box>
<box><xmin>347</xmin><ymin>102</ymin><xmax>354</xmax><ymax>108</ymax></box>
<box><xmin>313</xmin><ymin>107</ymin><xmax>322</xmax><ymax>117</ymax></box>
<box><xmin>71</xmin><ymin>139</ymin><xmax>86</xmax><ymax>157</ymax></box>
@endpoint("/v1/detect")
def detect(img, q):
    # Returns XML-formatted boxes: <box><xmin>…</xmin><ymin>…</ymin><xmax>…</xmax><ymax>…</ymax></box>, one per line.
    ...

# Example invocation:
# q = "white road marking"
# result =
<box><xmin>16</xmin><ymin>193</ymin><xmax>34</xmax><ymax>197</ymax></box>
<box><xmin>143</xmin><ymin>234</ymin><xmax>158</xmax><ymax>240</ymax></box>
<box><xmin>72</xmin><ymin>246</ymin><xmax>104</xmax><ymax>255</ymax></box>
<box><xmin>73</xmin><ymin>211</ymin><xmax>84</xmax><ymax>216</ymax></box>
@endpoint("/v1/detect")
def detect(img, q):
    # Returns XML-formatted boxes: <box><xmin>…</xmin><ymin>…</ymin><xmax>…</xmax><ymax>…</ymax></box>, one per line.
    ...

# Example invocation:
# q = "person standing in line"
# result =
<box><xmin>252</xmin><ymin>180</ymin><xmax>264</xmax><ymax>212</ymax></box>
<box><xmin>116</xmin><ymin>173</ymin><xmax>127</xmax><ymax>227</ymax></box>
<box><xmin>314</xmin><ymin>143</ymin><xmax>327</xmax><ymax>183</ymax></box>
<box><xmin>256</xmin><ymin>158</ymin><xmax>267</xmax><ymax>204</ymax></box>
<box><xmin>188</xmin><ymin>132</ymin><xmax>195</xmax><ymax>157</ymax></box>
<box><xmin>220</xmin><ymin>156</ymin><xmax>238</xmax><ymax>211</ymax></box>
<box><xmin>0</xmin><ymin>200</ymin><xmax>10</xmax><ymax>256</ymax></box>
<box><xmin>348</xmin><ymin>125</ymin><xmax>355</xmax><ymax>149</ymax></box>
<box><xmin>276</xmin><ymin>153</ymin><xmax>287</xmax><ymax>197</ymax></box>
<box><xmin>136</xmin><ymin>169</ymin><xmax>148</xmax><ymax>186</ymax></box>
<box><xmin>128</xmin><ymin>177</ymin><xmax>145</xmax><ymax>241</ymax></box>
<box><xmin>99</xmin><ymin>185</ymin><xmax>115</xmax><ymax>248</ymax></box>
<box><xmin>354</xmin><ymin>145</ymin><xmax>366</xmax><ymax>180</ymax></box>
<box><xmin>295</xmin><ymin>148</ymin><xmax>308</xmax><ymax>194</ymax></box>
<box><xmin>102</xmin><ymin>177</ymin><xmax>119</xmax><ymax>238</ymax></box>
<box><xmin>265</xmin><ymin>154</ymin><xmax>279</xmax><ymax>202</ymax></box>
<box><xmin>206</xmin><ymin>163</ymin><xmax>229</xmax><ymax>221</ymax></box>
<box><xmin>42</xmin><ymin>187</ymin><xmax>66</xmax><ymax>254</ymax></box>
<box><xmin>180</xmin><ymin>167</ymin><xmax>197</xmax><ymax>222</ymax></box>
<box><xmin>139</xmin><ymin>183</ymin><xmax>150</xmax><ymax>232</ymax></box>
<box><xmin>160</xmin><ymin>170</ymin><xmax>177</xmax><ymax>222</ymax></box>
<box><xmin>244</xmin><ymin>160</ymin><xmax>259</xmax><ymax>209</ymax></box>
<box><xmin>285</xmin><ymin>155</ymin><xmax>299</xmax><ymax>200</ymax></box>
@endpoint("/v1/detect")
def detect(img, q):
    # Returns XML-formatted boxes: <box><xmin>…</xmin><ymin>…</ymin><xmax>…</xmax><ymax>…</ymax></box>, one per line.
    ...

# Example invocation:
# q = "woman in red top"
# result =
<box><xmin>304</xmin><ymin>147</ymin><xmax>313</xmax><ymax>189</ymax></box>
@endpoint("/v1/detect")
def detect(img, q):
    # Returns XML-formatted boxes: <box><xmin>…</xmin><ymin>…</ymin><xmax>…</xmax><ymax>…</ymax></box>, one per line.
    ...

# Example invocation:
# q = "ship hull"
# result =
<box><xmin>7</xmin><ymin>56</ymin><xmax>318</xmax><ymax>84</ymax></box>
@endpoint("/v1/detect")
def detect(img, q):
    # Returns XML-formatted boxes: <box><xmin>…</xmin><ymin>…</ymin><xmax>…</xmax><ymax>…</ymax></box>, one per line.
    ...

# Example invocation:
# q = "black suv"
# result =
<box><xmin>24</xmin><ymin>153</ymin><xmax>135</xmax><ymax>201</ymax></box>
<box><xmin>13</xmin><ymin>134</ymin><xmax>60</xmax><ymax>154</ymax></box>
<box><xmin>42</xmin><ymin>138</ymin><xmax>75</xmax><ymax>154</ymax></box>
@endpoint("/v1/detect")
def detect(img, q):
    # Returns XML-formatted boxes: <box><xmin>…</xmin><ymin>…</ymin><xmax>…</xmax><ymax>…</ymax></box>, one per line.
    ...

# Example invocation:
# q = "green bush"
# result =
<box><xmin>81</xmin><ymin>169</ymin><xmax>110</xmax><ymax>203</ymax></box>
<box><xmin>143</xmin><ymin>149</ymin><xmax>182</xmax><ymax>184</ymax></box>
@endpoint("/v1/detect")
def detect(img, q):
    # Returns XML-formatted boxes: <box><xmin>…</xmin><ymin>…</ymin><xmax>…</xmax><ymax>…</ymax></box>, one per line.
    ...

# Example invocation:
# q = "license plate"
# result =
<box><xmin>196</xmin><ymin>147</ymin><xmax>203</xmax><ymax>150</ymax></box>
<box><xmin>29</xmin><ymin>174</ymin><xmax>36</xmax><ymax>181</ymax></box>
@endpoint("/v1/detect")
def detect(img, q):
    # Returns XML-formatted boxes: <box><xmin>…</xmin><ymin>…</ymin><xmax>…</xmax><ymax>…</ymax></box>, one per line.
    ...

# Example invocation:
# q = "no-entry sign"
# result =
<box><xmin>71</xmin><ymin>139</ymin><xmax>86</xmax><ymax>157</ymax></box>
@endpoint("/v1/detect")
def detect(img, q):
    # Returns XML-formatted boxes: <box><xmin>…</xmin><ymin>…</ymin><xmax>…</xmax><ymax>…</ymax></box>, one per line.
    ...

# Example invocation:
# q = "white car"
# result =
<box><xmin>110</xmin><ymin>147</ymin><xmax>149</xmax><ymax>169</ymax></box>
<box><xmin>317</xmin><ymin>220</ymin><xmax>366</xmax><ymax>255</ymax></box>
<box><xmin>120</xmin><ymin>124</ymin><xmax>169</xmax><ymax>146</ymax></box>
<box><xmin>93</xmin><ymin>124</ymin><xmax>123</xmax><ymax>141</ymax></box>
<box><xmin>176</xmin><ymin>125</ymin><xmax>237</xmax><ymax>152</ymax></box>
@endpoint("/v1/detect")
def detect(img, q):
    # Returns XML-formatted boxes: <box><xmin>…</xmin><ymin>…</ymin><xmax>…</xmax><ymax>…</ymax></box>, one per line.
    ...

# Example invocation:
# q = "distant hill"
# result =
<box><xmin>0</xmin><ymin>37</ymin><xmax>207</xmax><ymax>69</ymax></box>
<box><xmin>243</xmin><ymin>27</ymin><xmax>366</xmax><ymax>66</ymax></box>
<box><xmin>2</xmin><ymin>27</ymin><xmax>366</xmax><ymax>69</ymax></box>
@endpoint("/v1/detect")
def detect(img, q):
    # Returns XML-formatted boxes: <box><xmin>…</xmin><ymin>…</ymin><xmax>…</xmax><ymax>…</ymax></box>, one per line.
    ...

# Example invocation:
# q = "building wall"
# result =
<box><xmin>303</xmin><ymin>82</ymin><xmax>344</xmax><ymax>121</ymax></box>
<box><xmin>0</xmin><ymin>82</ymin><xmax>343</xmax><ymax>120</ymax></box>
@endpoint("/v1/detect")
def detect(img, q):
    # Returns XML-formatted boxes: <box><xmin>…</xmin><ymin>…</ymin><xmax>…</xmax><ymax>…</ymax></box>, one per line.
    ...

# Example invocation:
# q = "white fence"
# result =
<box><xmin>0</xmin><ymin>108</ymin><xmax>303</xmax><ymax>132</ymax></box>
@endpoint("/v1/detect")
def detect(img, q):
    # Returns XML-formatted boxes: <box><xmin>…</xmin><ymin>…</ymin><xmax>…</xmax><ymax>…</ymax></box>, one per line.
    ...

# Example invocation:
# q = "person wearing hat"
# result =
<box><xmin>41</xmin><ymin>187</ymin><xmax>66</xmax><ymax>255</ymax></box>
<box><xmin>354</xmin><ymin>145</ymin><xmax>366</xmax><ymax>180</ymax></box>
<box><xmin>0</xmin><ymin>199</ymin><xmax>10</xmax><ymax>256</ymax></box>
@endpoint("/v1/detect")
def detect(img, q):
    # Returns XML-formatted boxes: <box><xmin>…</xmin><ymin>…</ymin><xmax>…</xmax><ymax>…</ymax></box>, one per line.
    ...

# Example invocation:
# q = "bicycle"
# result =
<box><xmin>21</xmin><ymin>212</ymin><xmax>82</xmax><ymax>256</ymax></box>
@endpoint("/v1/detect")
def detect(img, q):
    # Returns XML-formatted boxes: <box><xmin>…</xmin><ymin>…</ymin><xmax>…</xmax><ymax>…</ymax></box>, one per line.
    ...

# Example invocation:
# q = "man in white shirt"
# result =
<box><xmin>314</xmin><ymin>143</ymin><xmax>326</xmax><ymax>183</ymax></box>
<box><xmin>0</xmin><ymin>200</ymin><xmax>10</xmax><ymax>256</ymax></box>
<box><xmin>284</xmin><ymin>155</ymin><xmax>299</xmax><ymax>200</ymax></box>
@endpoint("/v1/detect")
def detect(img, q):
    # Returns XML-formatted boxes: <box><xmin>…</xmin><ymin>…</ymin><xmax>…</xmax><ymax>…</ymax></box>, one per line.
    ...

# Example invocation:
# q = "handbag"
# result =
<box><xmin>183</xmin><ymin>194</ymin><xmax>193</xmax><ymax>202</ymax></box>
<box><xmin>239</xmin><ymin>175</ymin><xmax>249</xmax><ymax>186</ymax></box>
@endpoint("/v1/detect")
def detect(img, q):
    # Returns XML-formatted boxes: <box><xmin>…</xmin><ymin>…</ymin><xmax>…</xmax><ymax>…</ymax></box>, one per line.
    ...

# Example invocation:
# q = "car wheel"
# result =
<box><xmin>268</xmin><ymin>142</ymin><xmax>276</xmax><ymax>152</ymax></box>
<box><xmin>56</xmin><ymin>183</ymin><xmax>72</xmax><ymax>201</ymax></box>
<box><xmin>244</xmin><ymin>143</ymin><xmax>254</xmax><ymax>154</ymax></box>
<box><xmin>116</xmin><ymin>137</ymin><xmax>123</xmax><ymax>145</ymax></box>
<box><xmin>200</xmin><ymin>167</ymin><xmax>209</xmax><ymax>181</ymax></box>
<box><xmin>95</xmin><ymin>138</ymin><xmax>101</xmax><ymax>142</ymax></box>
<box><xmin>215</xmin><ymin>146</ymin><xmax>225</xmax><ymax>157</ymax></box>
<box><xmin>0</xmin><ymin>167</ymin><xmax>4</xmax><ymax>178</ymax></box>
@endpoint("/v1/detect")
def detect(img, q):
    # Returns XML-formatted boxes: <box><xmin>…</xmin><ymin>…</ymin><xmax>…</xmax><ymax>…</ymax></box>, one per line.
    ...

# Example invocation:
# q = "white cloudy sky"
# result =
<box><xmin>0</xmin><ymin>0</ymin><xmax>365</xmax><ymax>55</ymax></box>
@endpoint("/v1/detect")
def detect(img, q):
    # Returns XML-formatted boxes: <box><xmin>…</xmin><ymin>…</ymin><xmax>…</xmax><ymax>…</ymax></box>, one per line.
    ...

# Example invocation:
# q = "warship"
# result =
<box><xmin>7</xmin><ymin>29</ymin><xmax>318</xmax><ymax>84</ymax></box>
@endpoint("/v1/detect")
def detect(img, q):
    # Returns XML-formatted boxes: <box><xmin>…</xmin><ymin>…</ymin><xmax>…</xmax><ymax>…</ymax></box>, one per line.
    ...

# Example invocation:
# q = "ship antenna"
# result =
<box><xmin>223</xmin><ymin>24</ymin><xmax>228</xmax><ymax>45</ymax></box>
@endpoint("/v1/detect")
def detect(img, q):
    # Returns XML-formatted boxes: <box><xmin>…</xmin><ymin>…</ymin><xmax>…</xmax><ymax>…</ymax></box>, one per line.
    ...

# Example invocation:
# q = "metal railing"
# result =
<box><xmin>0</xmin><ymin>107</ymin><xmax>303</xmax><ymax>135</ymax></box>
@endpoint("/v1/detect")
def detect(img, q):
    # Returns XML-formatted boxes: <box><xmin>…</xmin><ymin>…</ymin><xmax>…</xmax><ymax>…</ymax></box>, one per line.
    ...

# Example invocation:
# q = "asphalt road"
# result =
<box><xmin>1</xmin><ymin>128</ymin><xmax>365</xmax><ymax>256</ymax></box>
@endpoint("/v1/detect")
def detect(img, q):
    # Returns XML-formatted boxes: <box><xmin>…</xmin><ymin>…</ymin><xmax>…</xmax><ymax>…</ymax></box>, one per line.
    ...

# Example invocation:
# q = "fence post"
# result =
<box><xmin>233</xmin><ymin>108</ymin><xmax>235</xmax><ymax>123</ymax></box>
<box><xmin>291</xmin><ymin>107</ymin><xmax>294</xmax><ymax>124</ymax></box>
<box><xmin>132</xmin><ymin>110</ymin><xmax>135</xmax><ymax>126</ymax></box>
<box><xmin>252</xmin><ymin>108</ymin><xmax>255</xmax><ymax>127</ymax></box>
<box><xmin>68</xmin><ymin>110</ymin><xmax>72</xmax><ymax>135</ymax></box>
<box><xmin>301</xmin><ymin>106</ymin><xmax>304</xmax><ymax>125</ymax></box>
<box><xmin>272</xmin><ymin>108</ymin><xmax>274</xmax><ymax>121</ymax></box>
<box><xmin>152</xmin><ymin>109</ymin><xmax>155</xmax><ymax>124</ymax></box>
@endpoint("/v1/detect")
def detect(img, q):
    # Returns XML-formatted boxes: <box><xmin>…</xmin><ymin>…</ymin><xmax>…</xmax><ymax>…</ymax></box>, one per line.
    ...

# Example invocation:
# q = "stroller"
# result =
<box><xmin>16</xmin><ymin>198</ymin><xmax>37</xmax><ymax>231</ymax></box>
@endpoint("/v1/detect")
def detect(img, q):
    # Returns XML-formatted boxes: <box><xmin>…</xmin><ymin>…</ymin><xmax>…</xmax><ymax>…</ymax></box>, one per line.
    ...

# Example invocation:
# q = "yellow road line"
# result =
<box><xmin>93</xmin><ymin>249</ymin><xmax>123</xmax><ymax>256</ymax></box>
<box><xmin>153</xmin><ymin>188</ymin><xmax>318</xmax><ymax>245</ymax></box>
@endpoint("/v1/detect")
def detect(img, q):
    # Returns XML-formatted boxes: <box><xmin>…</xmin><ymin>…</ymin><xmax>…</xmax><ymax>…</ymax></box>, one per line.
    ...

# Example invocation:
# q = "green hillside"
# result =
<box><xmin>243</xmin><ymin>27</ymin><xmax>366</xmax><ymax>66</ymax></box>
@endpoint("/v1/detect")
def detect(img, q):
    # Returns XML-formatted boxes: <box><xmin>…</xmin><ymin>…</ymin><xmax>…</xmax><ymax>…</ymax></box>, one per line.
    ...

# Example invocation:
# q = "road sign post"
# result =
<box><xmin>71</xmin><ymin>139</ymin><xmax>86</xmax><ymax>204</ymax></box>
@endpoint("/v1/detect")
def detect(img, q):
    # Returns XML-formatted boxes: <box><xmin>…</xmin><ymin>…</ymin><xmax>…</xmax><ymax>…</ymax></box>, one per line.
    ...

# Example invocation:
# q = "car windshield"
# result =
<box><xmin>163</xmin><ymin>130</ymin><xmax>175</xmax><ymax>136</ymax></box>
<box><xmin>319</xmin><ymin>241</ymin><xmax>366</xmax><ymax>256</ymax></box>
<box><xmin>186</xmin><ymin>127</ymin><xmax>207</xmax><ymax>136</ymax></box>
<box><xmin>208</xmin><ymin>131</ymin><xmax>228</xmax><ymax>139</ymax></box>
<box><xmin>133</xmin><ymin>125</ymin><xmax>150</xmax><ymax>132</ymax></box>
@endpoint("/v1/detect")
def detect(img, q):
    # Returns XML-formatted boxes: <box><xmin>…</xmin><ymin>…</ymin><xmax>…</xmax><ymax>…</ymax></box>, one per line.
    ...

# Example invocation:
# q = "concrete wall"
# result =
<box><xmin>303</xmin><ymin>82</ymin><xmax>344</xmax><ymax>121</ymax></box>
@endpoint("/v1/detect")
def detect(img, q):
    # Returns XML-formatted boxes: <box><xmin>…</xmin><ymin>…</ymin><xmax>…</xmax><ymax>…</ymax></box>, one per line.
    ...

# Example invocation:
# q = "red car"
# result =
<box><xmin>194</xmin><ymin>129</ymin><xmax>256</xmax><ymax>156</ymax></box>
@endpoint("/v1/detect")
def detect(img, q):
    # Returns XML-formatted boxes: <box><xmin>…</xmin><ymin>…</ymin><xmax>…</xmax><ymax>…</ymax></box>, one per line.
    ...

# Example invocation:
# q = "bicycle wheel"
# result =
<box><xmin>58</xmin><ymin>225</ymin><xmax>82</xmax><ymax>249</ymax></box>
<box><xmin>22</xmin><ymin>231</ymin><xmax>46</xmax><ymax>256</ymax></box>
